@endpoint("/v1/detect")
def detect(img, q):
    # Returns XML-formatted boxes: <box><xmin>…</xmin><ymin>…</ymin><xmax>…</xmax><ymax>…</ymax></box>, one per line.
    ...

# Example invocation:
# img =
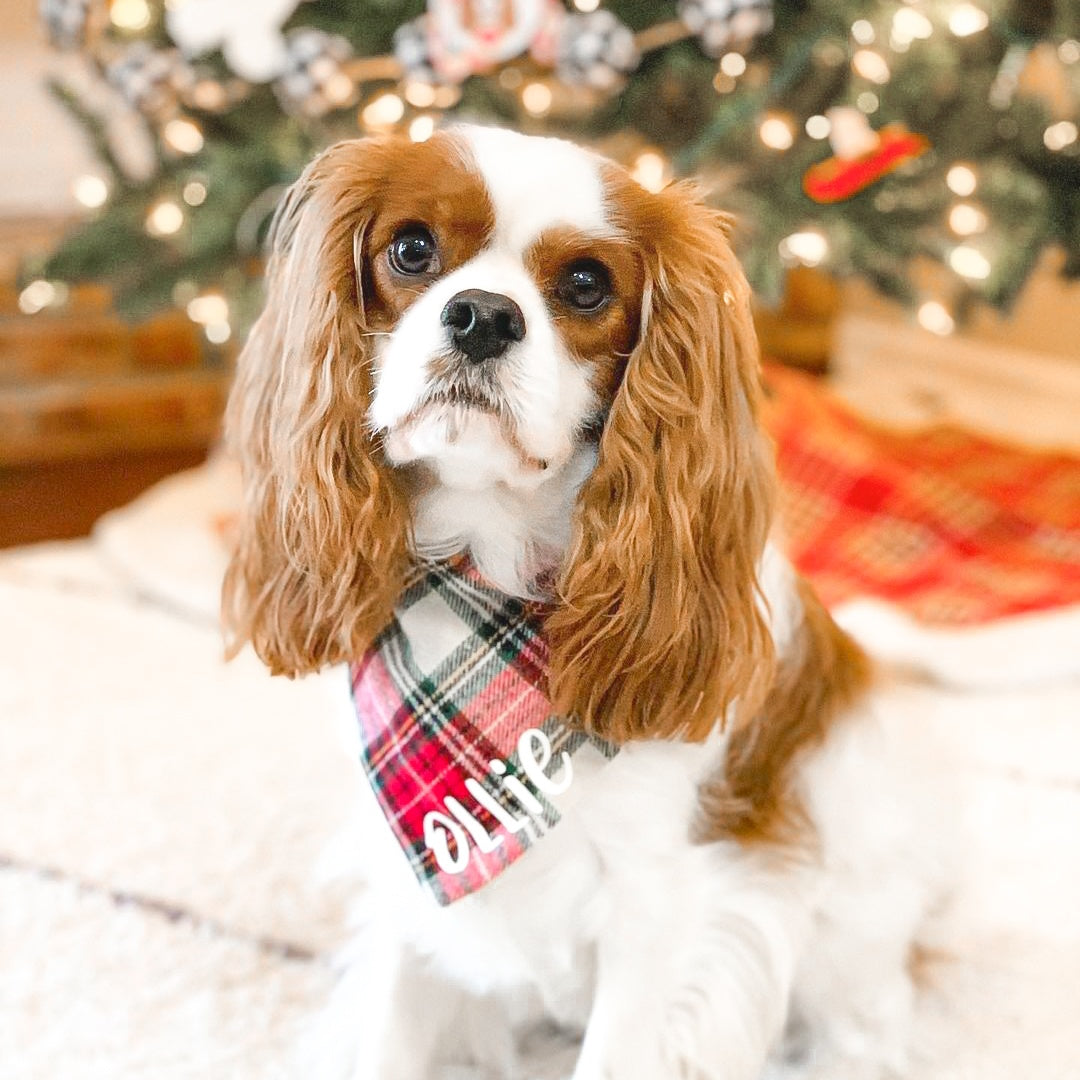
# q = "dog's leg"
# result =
<box><xmin>569</xmin><ymin>844</ymin><xmax>815</xmax><ymax>1080</ymax></box>
<box><xmin>303</xmin><ymin>931</ymin><xmax>515</xmax><ymax>1080</ymax></box>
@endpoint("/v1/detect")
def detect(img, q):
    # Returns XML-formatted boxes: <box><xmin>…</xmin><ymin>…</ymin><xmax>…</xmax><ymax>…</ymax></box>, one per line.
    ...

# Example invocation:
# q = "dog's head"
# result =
<box><xmin>223</xmin><ymin>125</ymin><xmax>775</xmax><ymax>741</ymax></box>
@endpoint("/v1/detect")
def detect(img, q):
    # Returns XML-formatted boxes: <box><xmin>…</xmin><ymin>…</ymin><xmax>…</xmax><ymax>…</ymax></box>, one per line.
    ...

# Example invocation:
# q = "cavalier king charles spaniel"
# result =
<box><xmin>223</xmin><ymin>125</ymin><xmax>945</xmax><ymax>1079</ymax></box>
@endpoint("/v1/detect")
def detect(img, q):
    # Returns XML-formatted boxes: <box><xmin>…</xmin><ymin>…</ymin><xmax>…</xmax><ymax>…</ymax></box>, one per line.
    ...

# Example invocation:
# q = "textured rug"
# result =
<box><xmin>764</xmin><ymin>364</ymin><xmax>1080</xmax><ymax>625</ymax></box>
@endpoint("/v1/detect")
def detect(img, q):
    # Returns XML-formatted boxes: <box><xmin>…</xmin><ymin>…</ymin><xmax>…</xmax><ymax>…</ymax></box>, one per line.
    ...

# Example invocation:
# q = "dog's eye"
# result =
<box><xmin>389</xmin><ymin>225</ymin><xmax>440</xmax><ymax>276</ymax></box>
<box><xmin>557</xmin><ymin>260</ymin><xmax>611</xmax><ymax>313</ymax></box>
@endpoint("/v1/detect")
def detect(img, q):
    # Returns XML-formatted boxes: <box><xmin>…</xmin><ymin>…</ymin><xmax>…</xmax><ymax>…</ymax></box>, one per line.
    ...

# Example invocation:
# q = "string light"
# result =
<box><xmin>362</xmin><ymin>93</ymin><xmax>405</xmax><ymax>129</ymax></box>
<box><xmin>851</xmin><ymin>20</ymin><xmax>875</xmax><ymax>45</ymax></box>
<box><xmin>409</xmin><ymin>115</ymin><xmax>435</xmax><ymax>143</ymax></box>
<box><xmin>631</xmin><ymin>151</ymin><xmax>668</xmax><ymax>193</ymax></box>
<box><xmin>891</xmin><ymin>8</ymin><xmax>933</xmax><ymax>50</ymax></box>
<box><xmin>146</xmin><ymin>200</ymin><xmax>184</xmax><ymax>236</ymax></box>
<box><xmin>805</xmin><ymin>114</ymin><xmax>831</xmax><ymax>139</ymax></box>
<box><xmin>713</xmin><ymin>72</ymin><xmax>736</xmax><ymax>93</ymax></box>
<box><xmin>405</xmin><ymin>81</ymin><xmax>438</xmax><ymax>108</ymax></box>
<box><xmin>949</xmin><ymin>245</ymin><xmax>991</xmax><ymax>280</ymax></box>
<box><xmin>72</xmin><ymin>174</ymin><xmax>109</xmax><ymax>208</ymax></box>
<box><xmin>191</xmin><ymin>80</ymin><xmax>228</xmax><ymax>111</ymax></box>
<box><xmin>521</xmin><ymin>82</ymin><xmax>553</xmax><ymax>116</ymax></box>
<box><xmin>949</xmin><ymin>203</ymin><xmax>988</xmax><ymax>236</ymax></box>
<box><xmin>1060</xmin><ymin>40</ymin><xmax>1080</xmax><ymax>65</ymax></box>
<box><xmin>778</xmin><ymin>230</ymin><xmax>829</xmax><ymax>267</ymax></box>
<box><xmin>18</xmin><ymin>280</ymin><xmax>59</xmax><ymax>315</ymax></box>
<box><xmin>720</xmin><ymin>52</ymin><xmax>747</xmax><ymax>77</ymax></box>
<box><xmin>917</xmin><ymin>301</ymin><xmax>955</xmax><ymax>336</ymax></box>
<box><xmin>110</xmin><ymin>0</ymin><xmax>151</xmax><ymax>31</ymax></box>
<box><xmin>182</xmin><ymin>180</ymin><xmax>207</xmax><ymax>206</ymax></box>
<box><xmin>946</xmin><ymin>164</ymin><xmax>978</xmax><ymax>196</ymax></box>
<box><xmin>853</xmin><ymin>50</ymin><xmax>891</xmax><ymax>84</ymax></box>
<box><xmin>186</xmin><ymin>293</ymin><xmax>231</xmax><ymax>343</ymax></box>
<box><xmin>1044</xmin><ymin>121</ymin><xmax>1078</xmax><ymax>152</ymax></box>
<box><xmin>948</xmin><ymin>4</ymin><xmax>989</xmax><ymax>38</ymax></box>
<box><xmin>433</xmin><ymin>85</ymin><xmax>461</xmax><ymax>109</ymax></box>
<box><xmin>162</xmin><ymin>118</ymin><xmax>204</xmax><ymax>155</ymax></box>
<box><xmin>759</xmin><ymin>114</ymin><xmax>795</xmax><ymax>150</ymax></box>
<box><xmin>572</xmin><ymin>0</ymin><xmax>601</xmax><ymax>10</ymax></box>
<box><xmin>856</xmin><ymin>92</ymin><xmax>880</xmax><ymax>114</ymax></box>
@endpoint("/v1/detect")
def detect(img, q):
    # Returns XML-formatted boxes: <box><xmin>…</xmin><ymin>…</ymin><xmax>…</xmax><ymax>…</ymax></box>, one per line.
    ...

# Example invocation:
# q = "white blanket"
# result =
<box><xmin>2</xmin><ymin>464</ymin><xmax>1079</xmax><ymax>1079</ymax></box>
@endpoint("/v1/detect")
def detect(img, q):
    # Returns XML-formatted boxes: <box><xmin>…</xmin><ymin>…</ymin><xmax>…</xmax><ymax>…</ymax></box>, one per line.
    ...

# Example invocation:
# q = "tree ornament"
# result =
<box><xmin>275</xmin><ymin>29</ymin><xmax>357</xmax><ymax>118</ymax></box>
<box><xmin>106</xmin><ymin>43</ymin><xmax>194</xmax><ymax>116</ymax></box>
<box><xmin>400</xmin><ymin>0</ymin><xmax>565</xmax><ymax>85</ymax></box>
<box><xmin>556</xmin><ymin>9</ymin><xmax>639</xmax><ymax>90</ymax></box>
<box><xmin>39</xmin><ymin>0</ymin><xmax>95</xmax><ymax>49</ymax></box>
<box><xmin>803</xmin><ymin>108</ymin><xmax>930</xmax><ymax>204</ymax></box>
<box><xmin>165</xmin><ymin>0</ymin><xmax>301</xmax><ymax>83</ymax></box>
<box><xmin>677</xmin><ymin>0</ymin><xmax>774</xmax><ymax>58</ymax></box>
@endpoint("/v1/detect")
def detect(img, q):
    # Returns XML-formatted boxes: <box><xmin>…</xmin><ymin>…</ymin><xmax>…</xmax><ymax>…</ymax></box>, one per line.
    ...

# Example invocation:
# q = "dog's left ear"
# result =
<box><xmin>547</xmin><ymin>181</ymin><xmax>776</xmax><ymax>742</ymax></box>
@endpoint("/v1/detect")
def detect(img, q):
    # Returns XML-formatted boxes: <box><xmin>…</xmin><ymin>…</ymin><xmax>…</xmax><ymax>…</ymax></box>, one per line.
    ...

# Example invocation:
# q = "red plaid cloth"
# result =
<box><xmin>764</xmin><ymin>365</ymin><xmax>1080</xmax><ymax>625</ymax></box>
<box><xmin>350</xmin><ymin>557</ymin><xmax>616</xmax><ymax>906</ymax></box>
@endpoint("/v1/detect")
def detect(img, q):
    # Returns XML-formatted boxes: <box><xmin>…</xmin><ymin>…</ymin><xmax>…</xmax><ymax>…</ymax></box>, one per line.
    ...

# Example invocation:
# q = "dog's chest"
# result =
<box><xmin>383</xmin><ymin>739</ymin><xmax>716</xmax><ymax>1012</ymax></box>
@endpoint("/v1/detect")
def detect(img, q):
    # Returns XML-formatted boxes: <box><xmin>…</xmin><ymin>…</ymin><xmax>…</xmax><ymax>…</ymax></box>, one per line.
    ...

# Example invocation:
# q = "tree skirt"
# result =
<box><xmin>764</xmin><ymin>364</ymin><xmax>1080</xmax><ymax>625</ymax></box>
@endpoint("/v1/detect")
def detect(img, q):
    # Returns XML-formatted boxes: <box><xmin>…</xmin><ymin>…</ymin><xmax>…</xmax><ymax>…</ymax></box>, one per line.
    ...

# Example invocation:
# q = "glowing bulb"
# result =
<box><xmin>856</xmin><ymin>92</ymin><xmax>880</xmax><ymax>114</ymax></box>
<box><xmin>891</xmin><ymin>8</ymin><xmax>933</xmax><ymax>46</ymax></box>
<box><xmin>778</xmin><ymin>230</ymin><xmax>829</xmax><ymax>267</ymax></box>
<box><xmin>110</xmin><ymin>0</ymin><xmax>151</xmax><ymax>31</ymax></box>
<box><xmin>946</xmin><ymin>164</ymin><xmax>977</xmax><ymax>196</ymax></box>
<box><xmin>851</xmin><ymin>20</ymin><xmax>875</xmax><ymax>45</ymax></box>
<box><xmin>853</xmin><ymin>49</ymin><xmax>891</xmax><ymax>84</ymax></box>
<box><xmin>432</xmin><ymin>85</ymin><xmax>461</xmax><ymax>109</ymax></box>
<box><xmin>713</xmin><ymin>72</ymin><xmax>736</xmax><ymax>93</ymax></box>
<box><xmin>186</xmin><ymin>293</ymin><xmax>229</xmax><ymax>325</ymax></box>
<box><xmin>521</xmin><ymin>82</ymin><xmax>553</xmax><ymax>116</ymax></box>
<box><xmin>1060</xmin><ymin>40</ymin><xmax>1080</xmax><ymax>65</ymax></box>
<box><xmin>18</xmin><ymin>279</ymin><xmax>58</xmax><ymax>315</ymax></box>
<box><xmin>409</xmin><ymin>115</ymin><xmax>435</xmax><ymax>143</ymax></box>
<box><xmin>949</xmin><ymin>245</ymin><xmax>991</xmax><ymax>280</ymax></box>
<box><xmin>948</xmin><ymin>4</ymin><xmax>989</xmax><ymax>37</ymax></box>
<box><xmin>805</xmin><ymin>114</ymin><xmax>831</xmax><ymax>140</ymax></box>
<box><xmin>146</xmin><ymin>200</ymin><xmax>184</xmax><ymax>236</ymax></box>
<box><xmin>949</xmin><ymin>203</ymin><xmax>987</xmax><ymax>236</ymax></box>
<box><xmin>1044</xmin><ymin>121</ymin><xmax>1078</xmax><ymax>151</ymax></box>
<box><xmin>917</xmin><ymin>301</ymin><xmax>955</xmax><ymax>336</ymax></box>
<box><xmin>204</xmin><ymin>321</ymin><xmax>231</xmax><ymax>344</ymax></box>
<box><xmin>162</xmin><ymin>118</ymin><xmax>204</xmax><ymax>155</ymax></box>
<box><xmin>73</xmin><ymin>174</ymin><xmax>109</xmax><ymax>208</ymax></box>
<box><xmin>182</xmin><ymin>180</ymin><xmax>207</xmax><ymax>206</ymax></box>
<box><xmin>361</xmin><ymin>93</ymin><xmax>405</xmax><ymax>129</ymax></box>
<box><xmin>323</xmin><ymin>73</ymin><xmax>355</xmax><ymax>108</ymax></box>
<box><xmin>720</xmin><ymin>52</ymin><xmax>747</xmax><ymax>77</ymax></box>
<box><xmin>572</xmin><ymin>0</ymin><xmax>600</xmax><ymax>10</ymax></box>
<box><xmin>631</xmin><ymin>151</ymin><xmax>668</xmax><ymax>193</ymax></box>
<box><xmin>759</xmin><ymin>114</ymin><xmax>795</xmax><ymax>150</ymax></box>
<box><xmin>404</xmin><ymin>81</ymin><xmax>437</xmax><ymax>108</ymax></box>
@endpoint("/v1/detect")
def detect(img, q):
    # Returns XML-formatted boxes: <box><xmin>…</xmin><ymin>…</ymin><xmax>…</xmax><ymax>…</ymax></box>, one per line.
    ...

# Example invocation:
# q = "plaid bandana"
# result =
<box><xmin>349</xmin><ymin>556</ymin><xmax>618</xmax><ymax>906</ymax></box>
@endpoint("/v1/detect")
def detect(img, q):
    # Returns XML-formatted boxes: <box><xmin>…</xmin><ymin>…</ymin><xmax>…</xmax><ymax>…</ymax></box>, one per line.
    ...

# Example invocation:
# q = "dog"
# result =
<box><xmin>223</xmin><ymin>124</ymin><xmax>946</xmax><ymax>1079</ymax></box>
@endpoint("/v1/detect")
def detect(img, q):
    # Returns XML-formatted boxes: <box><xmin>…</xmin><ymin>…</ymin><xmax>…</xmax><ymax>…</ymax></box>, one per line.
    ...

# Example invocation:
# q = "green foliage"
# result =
<box><xmin>35</xmin><ymin>0</ymin><xmax>1080</xmax><ymax>332</ymax></box>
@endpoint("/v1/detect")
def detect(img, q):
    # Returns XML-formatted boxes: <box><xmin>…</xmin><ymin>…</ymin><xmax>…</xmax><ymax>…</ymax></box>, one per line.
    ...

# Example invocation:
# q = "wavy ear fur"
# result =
<box><xmin>547</xmin><ymin>181</ymin><xmax>776</xmax><ymax>741</ymax></box>
<box><xmin>222</xmin><ymin>139</ymin><xmax>412</xmax><ymax>675</ymax></box>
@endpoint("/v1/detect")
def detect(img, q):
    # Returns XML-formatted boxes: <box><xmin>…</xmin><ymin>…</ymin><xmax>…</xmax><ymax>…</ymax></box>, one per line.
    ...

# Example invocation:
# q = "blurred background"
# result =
<box><xmin>2</xmin><ymin>4</ymin><xmax>1080</xmax><ymax>1077</ymax></box>
<box><xmin>2</xmin><ymin>0</ymin><xmax>1079</xmax><ymax>551</ymax></box>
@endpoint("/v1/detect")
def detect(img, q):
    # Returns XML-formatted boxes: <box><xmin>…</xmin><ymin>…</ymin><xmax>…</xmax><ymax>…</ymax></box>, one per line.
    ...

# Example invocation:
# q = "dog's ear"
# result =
<box><xmin>222</xmin><ymin>139</ymin><xmax>412</xmax><ymax>675</ymax></box>
<box><xmin>547</xmin><ymin>181</ymin><xmax>776</xmax><ymax>741</ymax></box>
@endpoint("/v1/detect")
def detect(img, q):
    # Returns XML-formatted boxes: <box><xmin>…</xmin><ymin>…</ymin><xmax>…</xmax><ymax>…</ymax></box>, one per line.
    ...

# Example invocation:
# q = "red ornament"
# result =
<box><xmin>803</xmin><ymin>125</ymin><xmax>930</xmax><ymax>204</ymax></box>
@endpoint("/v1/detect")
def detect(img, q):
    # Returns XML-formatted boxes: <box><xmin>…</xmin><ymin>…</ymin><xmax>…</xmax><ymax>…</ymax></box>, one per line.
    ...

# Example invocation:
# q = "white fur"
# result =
<box><xmin>313</xmin><ymin>128</ymin><xmax>949</xmax><ymax>1079</ymax></box>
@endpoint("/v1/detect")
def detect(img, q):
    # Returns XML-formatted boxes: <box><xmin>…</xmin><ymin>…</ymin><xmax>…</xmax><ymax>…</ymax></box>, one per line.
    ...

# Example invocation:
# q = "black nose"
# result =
<box><xmin>441</xmin><ymin>289</ymin><xmax>526</xmax><ymax>363</ymax></box>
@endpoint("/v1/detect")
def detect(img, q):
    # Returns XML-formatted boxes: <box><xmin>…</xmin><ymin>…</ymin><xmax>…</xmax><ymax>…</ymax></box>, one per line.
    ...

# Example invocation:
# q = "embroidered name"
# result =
<box><xmin>422</xmin><ymin>727</ymin><xmax>573</xmax><ymax>875</ymax></box>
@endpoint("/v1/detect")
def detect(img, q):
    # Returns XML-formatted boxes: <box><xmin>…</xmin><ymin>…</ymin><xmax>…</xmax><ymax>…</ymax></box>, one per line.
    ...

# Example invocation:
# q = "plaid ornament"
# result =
<box><xmin>350</xmin><ymin>556</ymin><xmax>617</xmax><ymax>906</ymax></box>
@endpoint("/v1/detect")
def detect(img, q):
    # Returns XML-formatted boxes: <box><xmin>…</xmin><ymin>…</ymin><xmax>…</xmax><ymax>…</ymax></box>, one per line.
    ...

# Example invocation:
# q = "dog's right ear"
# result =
<box><xmin>222</xmin><ymin>138</ymin><xmax>412</xmax><ymax>675</ymax></box>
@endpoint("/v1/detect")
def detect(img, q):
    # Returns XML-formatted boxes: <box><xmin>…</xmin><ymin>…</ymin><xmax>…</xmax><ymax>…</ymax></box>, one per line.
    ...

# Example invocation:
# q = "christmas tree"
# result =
<box><xmin>25</xmin><ymin>0</ymin><xmax>1080</xmax><ymax>346</ymax></box>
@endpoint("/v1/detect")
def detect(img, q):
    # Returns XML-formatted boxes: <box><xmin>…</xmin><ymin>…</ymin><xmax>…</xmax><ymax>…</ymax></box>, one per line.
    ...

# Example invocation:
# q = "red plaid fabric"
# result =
<box><xmin>350</xmin><ymin>556</ymin><xmax>617</xmax><ymax>906</ymax></box>
<box><xmin>764</xmin><ymin>364</ymin><xmax>1080</xmax><ymax>625</ymax></box>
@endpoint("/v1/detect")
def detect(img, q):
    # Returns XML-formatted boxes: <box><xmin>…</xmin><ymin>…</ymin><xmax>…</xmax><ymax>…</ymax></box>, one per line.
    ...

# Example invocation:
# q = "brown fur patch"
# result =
<box><xmin>546</xmin><ymin>167</ymin><xmax>777</xmax><ymax>742</ymax></box>
<box><xmin>694</xmin><ymin>579</ymin><xmax>873</xmax><ymax>846</ymax></box>
<box><xmin>524</xmin><ymin>227</ymin><xmax>643</xmax><ymax>404</ymax></box>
